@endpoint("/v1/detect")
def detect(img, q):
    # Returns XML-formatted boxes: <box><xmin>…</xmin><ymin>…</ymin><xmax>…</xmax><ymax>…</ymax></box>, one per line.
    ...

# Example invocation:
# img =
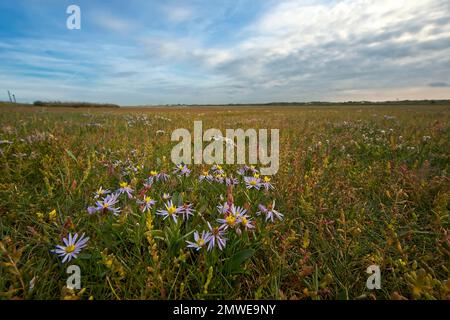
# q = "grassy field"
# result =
<box><xmin>0</xmin><ymin>103</ymin><xmax>449</xmax><ymax>300</ymax></box>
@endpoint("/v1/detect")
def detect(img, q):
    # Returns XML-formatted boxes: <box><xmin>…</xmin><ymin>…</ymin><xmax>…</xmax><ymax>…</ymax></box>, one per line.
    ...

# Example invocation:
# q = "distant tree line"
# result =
<box><xmin>33</xmin><ymin>101</ymin><xmax>120</xmax><ymax>108</ymax></box>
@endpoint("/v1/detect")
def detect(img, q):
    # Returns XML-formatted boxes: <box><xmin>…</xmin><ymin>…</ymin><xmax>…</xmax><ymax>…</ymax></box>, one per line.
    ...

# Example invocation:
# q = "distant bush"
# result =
<box><xmin>33</xmin><ymin>101</ymin><xmax>45</xmax><ymax>106</ymax></box>
<box><xmin>32</xmin><ymin>101</ymin><xmax>120</xmax><ymax>108</ymax></box>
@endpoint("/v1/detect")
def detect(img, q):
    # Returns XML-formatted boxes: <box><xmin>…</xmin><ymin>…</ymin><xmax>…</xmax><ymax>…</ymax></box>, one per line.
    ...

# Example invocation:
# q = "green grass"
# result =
<box><xmin>0</xmin><ymin>104</ymin><xmax>449</xmax><ymax>300</ymax></box>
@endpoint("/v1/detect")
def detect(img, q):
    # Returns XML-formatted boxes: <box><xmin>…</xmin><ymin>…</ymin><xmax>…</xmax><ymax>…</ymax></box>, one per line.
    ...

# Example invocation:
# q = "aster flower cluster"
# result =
<box><xmin>51</xmin><ymin>163</ymin><xmax>283</xmax><ymax>263</ymax></box>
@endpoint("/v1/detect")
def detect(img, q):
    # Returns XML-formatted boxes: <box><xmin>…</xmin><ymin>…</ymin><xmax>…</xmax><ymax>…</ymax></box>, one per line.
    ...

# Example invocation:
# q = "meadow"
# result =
<box><xmin>0</xmin><ymin>103</ymin><xmax>449</xmax><ymax>300</ymax></box>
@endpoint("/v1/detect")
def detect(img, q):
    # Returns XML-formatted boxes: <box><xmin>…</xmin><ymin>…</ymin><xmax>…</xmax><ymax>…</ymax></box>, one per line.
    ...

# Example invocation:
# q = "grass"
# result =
<box><xmin>0</xmin><ymin>103</ymin><xmax>449</xmax><ymax>300</ymax></box>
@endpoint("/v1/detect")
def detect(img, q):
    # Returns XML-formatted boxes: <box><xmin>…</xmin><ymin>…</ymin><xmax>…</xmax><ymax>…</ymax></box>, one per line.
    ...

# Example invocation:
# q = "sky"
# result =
<box><xmin>0</xmin><ymin>0</ymin><xmax>449</xmax><ymax>105</ymax></box>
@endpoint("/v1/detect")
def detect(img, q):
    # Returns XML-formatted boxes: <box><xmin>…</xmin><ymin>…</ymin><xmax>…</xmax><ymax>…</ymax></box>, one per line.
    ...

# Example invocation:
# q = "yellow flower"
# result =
<box><xmin>48</xmin><ymin>209</ymin><xmax>57</xmax><ymax>221</ymax></box>
<box><xmin>150</xmin><ymin>170</ymin><xmax>158</xmax><ymax>176</ymax></box>
<box><xmin>36</xmin><ymin>212</ymin><xmax>44</xmax><ymax>220</ymax></box>
<box><xmin>263</xmin><ymin>176</ymin><xmax>271</xmax><ymax>183</ymax></box>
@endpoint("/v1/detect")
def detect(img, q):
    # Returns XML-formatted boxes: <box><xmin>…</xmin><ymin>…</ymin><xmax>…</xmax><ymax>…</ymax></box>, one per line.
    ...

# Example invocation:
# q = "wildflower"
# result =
<box><xmin>87</xmin><ymin>206</ymin><xmax>97</xmax><ymax>215</ymax></box>
<box><xmin>244</xmin><ymin>176</ymin><xmax>262</xmax><ymax>190</ymax></box>
<box><xmin>237</xmin><ymin>165</ymin><xmax>250</xmax><ymax>175</ymax></box>
<box><xmin>261</xmin><ymin>176</ymin><xmax>274</xmax><ymax>190</ymax></box>
<box><xmin>51</xmin><ymin>233</ymin><xmax>89</xmax><ymax>263</ymax></box>
<box><xmin>173</xmin><ymin>164</ymin><xmax>191</xmax><ymax>177</ymax></box>
<box><xmin>211</xmin><ymin>164</ymin><xmax>225</xmax><ymax>175</ymax></box>
<box><xmin>218</xmin><ymin>214</ymin><xmax>237</xmax><ymax>230</ymax></box>
<box><xmin>93</xmin><ymin>186</ymin><xmax>111</xmax><ymax>199</ymax></box>
<box><xmin>217</xmin><ymin>202</ymin><xmax>232</xmax><ymax>215</ymax></box>
<box><xmin>239</xmin><ymin>214</ymin><xmax>255</xmax><ymax>230</ymax></box>
<box><xmin>214</xmin><ymin>173</ymin><xmax>225</xmax><ymax>184</ymax></box>
<box><xmin>157</xmin><ymin>200</ymin><xmax>181</xmax><ymax>223</ymax></box>
<box><xmin>117</xmin><ymin>181</ymin><xmax>134</xmax><ymax>199</ymax></box>
<box><xmin>95</xmin><ymin>193</ymin><xmax>121</xmax><ymax>215</ymax></box>
<box><xmin>199</xmin><ymin>170</ymin><xmax>213</xmax><ymax>182</ymax></box>
<box><xmin>157</xmin><ymin>172</ymin><xmax>170</xmax><ymax>182</ymax></box>
<box><xmin>36</xmin><ymin>212</ymin><xmax>44</xmax><ymax>221</ymax></box>
<box><xmin>179</xmin><ymin>203</ymin><xmax>195</xmax><ymax>221</ymax></box>
<box><xmin>249</xmin><ymin>165</ymin><xmax>259</xmax><ymax>174</ymax></box>
<box><xmin>257</xmin><ymin>201</ymin><xmax>284</xmax><ymax>222</ymax></box>
<box><xmin>148</xmin><ymin>170</ymin><xmax>170</xmax><ymax>183</ymax></box>
<box><xmin>186</xmin><ymin>231</ymin><xmax>210</xmax><ymax>251</ymax></box>
<box><xmin>218</xmin><ymin>205</ymin><xmax>245</xmax><ymax>230</ymax></box>
<box><xmin>137</xmin><ymin>196</ymin><xmax>156</xmax><ymax>212</ymax></box>
<box><xmin>48</xmin><ymin>209</ymin><xmax>57</xmax><ymax>221</ymax></box>
<box><xmin>205</xmin><ymin>222</ymin><xmax>227</xmax><ymax>251</ymax></box>
<box><xmin>225</xmin><ymin>176</ymin><xmax>239</xmax><ymax>186</ymax></box>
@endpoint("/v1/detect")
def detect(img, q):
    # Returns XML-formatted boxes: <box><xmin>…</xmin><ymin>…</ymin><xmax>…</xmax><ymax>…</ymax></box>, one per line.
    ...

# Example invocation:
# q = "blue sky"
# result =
<box><xmin>1</xmin><ymin>0</ymin><xmax>449</xmax><ymax>105</ymax></box>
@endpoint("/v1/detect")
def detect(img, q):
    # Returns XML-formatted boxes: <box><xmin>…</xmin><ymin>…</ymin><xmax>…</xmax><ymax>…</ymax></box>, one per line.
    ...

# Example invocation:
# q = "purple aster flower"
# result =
<box><xmin>157</xmin><ymin>172</ymin><xmax>170</xmax><ymax>182</ymax></box>
<box><xmin>217</xmin><ymin>205</ymin><xmax>245</xmax><ymax>230</ymax></box>
<box><xmin>137</xmin><ymin>196</ymin><xmax>156</xmax><ymax>212</ymax></box>
<box><xmin>51</xmin><ymin>233</ymin><xmax>89</xmax><ymax>263</ymax></box>
<box><xmin>238</xmin><ymin>213</ymin><xmax>255</xmax><ymax>230</ymax></box>
<box><xmin>117</xmin><ymin>181</ymin><xmax>134</xmax><ymax>199</ymax></box>
<box><xmin>205</xmin><ymin>222</ymin><xmax>227</xmax><ymax>251</ymax></box>
<box><xmin>261</xmin><ymin>176</ymin><xmax>274</xmax><ymax>190</ymax></box>
<box><xmin>214</xmin><ymin>173</ymin><xmax>225</xmax><ymax>184</ymax></box>
<box><xmin>244</xmin><ymin>176</ymin><xmax>262</xmax><ymax>190</ymax></box>
<box><xmin>199</xmin><ymin>170</ymin><xmax>213</xmax><ymax>182</ymax></box>
<box><xmin>179</xmin><ymin>203</ymin><xmax>195</xmax><ymax>221</ymax></box>
<box><xmin>225</xmin><ymin>177</ymin><xmax>239</xmax><ymax>186</ymax></box>
<box><xmin>95</xmin><ymin>193</ymin><xmax>121</xmax><ymax>215</ymax></box>
<box><xmin>87</xmin><ymin>206</ymin><xmax>98</xmax><ymax>215</ymax></box>
<box><xmin>236</xmin><ymin>165</ymin><xmax>250</xmax><ymax>176</ymax></box>
<box><xmin>156</xmin><ymin>200</ymin><xmax>181</xmax><ymax>223</ymax></box>
<box><xmin>173</xmin><ymin>164</ymin><xmax>191</xmax><ymax>177</ymax></box>
<box><xmin>257</xmin><ymin>201</ymin><xmax>284</xmax><ymax>222</ymax></box>
<box><xmin>186</xmin><ymin>231</ymin><xmax>210</xmax><ymax>251</ymax></box>
<box><xmin>93</xmin><ymin>186</ymin><xmax>111</xmax><ymax>199</ymax></box>
<box><xmin>217</xmin><ymin>202</ymin><xmax>232</xmax><ymax>215</ymax></box>
<box><xmin>211</xmin><ymin>164</ymin><xmax>225</xmax><ymax>175</ymax></box>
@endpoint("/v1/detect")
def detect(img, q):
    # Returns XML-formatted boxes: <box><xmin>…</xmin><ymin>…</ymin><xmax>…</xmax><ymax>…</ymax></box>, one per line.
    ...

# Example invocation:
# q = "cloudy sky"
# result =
<box><xmin>1</xmin><ymin>0</ymin><xmax>449</xmax><ymax>105</ymax></box>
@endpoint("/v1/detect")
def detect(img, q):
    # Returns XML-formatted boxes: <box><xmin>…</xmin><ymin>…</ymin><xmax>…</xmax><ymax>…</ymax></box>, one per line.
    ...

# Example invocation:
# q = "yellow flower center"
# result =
<box><xmin>119</xmin><ymin>182</ymin><xmax>128</xmax><ymax>188</ymax></box>
<box><xmin>65</xmin><ymin>244</ymin><xmax>76</xmax><ymax>253</ymax></box>
<box><xmin>145</xmin><ymin>196</ymin><xmax>152</xmax><ymax>203</ymax></box>
<box><xmin>216</xmin><ymin>165</ymin><xmax>222</xmax><ymax>170</ymax></box>
<box><xmin>253</xmin><ymin>173</ymin><xmax>260</xmax><ymax>178</ymax></box>
<box><xmin>263</xmin><ymin>176</ymin><xmax>271</xmax><ymax>183</ymax></box>
<box><xmin>250</xmin><ymin>180</ymin><xmax>257</xmax><ymax>186</ymax></box>
<box><xmin>150</xmin><ymin>170</ymin><xmax>158</xmax><ymax>176</ymax></box>
<box><xmin>167</xmin><ymin>205</ymin><xmax>177</xmax><ymax>215</ymax></box>
<box><xmin>226</xmin><ymin>215</ymin><xmax>236</xmax><ymax>226</ymax></box>
<box><xmin>202</xmin><ymin>171</ymin><xmax>209</xmax><ymax>176</ymax></box>
<box><xmin>241</xmin><ymin>217</ymin><xmax>248</xmax><ymax>226</ymax></box>
<box><xmin>197</xmin><ymin>238</ymin><xmax>205</xmax><ymax>247</ymax></box>
<box><xmin>103</xmin><ymin>203</ymin><xmax>109</xmax><ymax>209</ymax></box>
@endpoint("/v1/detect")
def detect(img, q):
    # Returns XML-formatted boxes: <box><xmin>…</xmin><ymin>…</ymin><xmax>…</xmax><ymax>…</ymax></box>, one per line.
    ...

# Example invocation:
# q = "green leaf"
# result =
<box><xmin>65</xmin><ymin>149</ymin><xmax>78</xmax><ymax>163</ymax></box>
<box><xmin>226</xmin><ymin>249</ymin><xmax>255</xmax><ymax>274</ymax></box>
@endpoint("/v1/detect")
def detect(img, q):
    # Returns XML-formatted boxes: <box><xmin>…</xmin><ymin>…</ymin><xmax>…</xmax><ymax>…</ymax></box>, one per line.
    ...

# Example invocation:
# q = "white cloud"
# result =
<box><xmin>93</xmin><ymin>12</ymin><xmax>137</xmax><ymax>33</ymax></box>
<box><xmin>165</xmin><ymin>6</ymin><xmax>193</xmax><ymax>23</ymax></box>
